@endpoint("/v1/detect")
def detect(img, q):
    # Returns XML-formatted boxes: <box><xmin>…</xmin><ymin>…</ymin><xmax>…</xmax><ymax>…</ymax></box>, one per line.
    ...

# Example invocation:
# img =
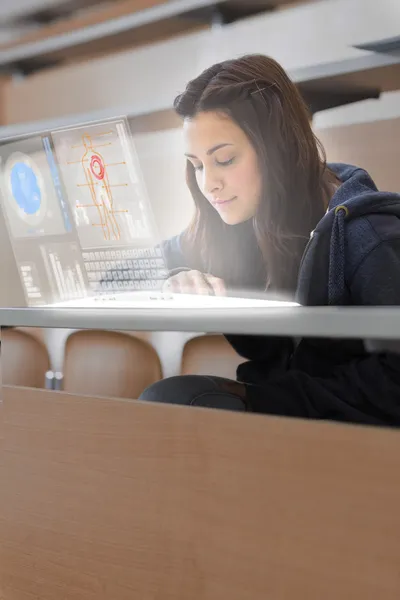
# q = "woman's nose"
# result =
<box><xmin>202</xmin><ymin>168</ymin><xmax>223</xmax><ymax>195</ymax></box>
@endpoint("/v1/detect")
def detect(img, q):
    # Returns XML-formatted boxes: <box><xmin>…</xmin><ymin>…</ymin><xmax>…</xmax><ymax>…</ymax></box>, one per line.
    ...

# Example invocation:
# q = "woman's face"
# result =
<box><xmin>183</xmin><ymin>111</ymin><xmax>262</xmax><ymax>225</ymax></box>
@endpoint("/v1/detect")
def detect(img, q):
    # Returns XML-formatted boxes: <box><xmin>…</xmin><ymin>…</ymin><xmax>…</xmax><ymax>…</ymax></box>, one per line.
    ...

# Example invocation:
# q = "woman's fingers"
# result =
<box><xmin>183</xmin><ymin>271</ymin><xmax>214</xmax><ymax>295</ymax></box>
<box><xmin>163</xmin><ymin>271</ymin><xmax>200</xmax><ymax>294</ymax></box>
<box><xmin>205</xmin><ymin>275</ymin><xmax>226</xmax><ymax>296</ymax></box>
<box><xmin>163</xmin><ymin>270</ymin><xmax>226</xmax><ymax>296</ymax></box>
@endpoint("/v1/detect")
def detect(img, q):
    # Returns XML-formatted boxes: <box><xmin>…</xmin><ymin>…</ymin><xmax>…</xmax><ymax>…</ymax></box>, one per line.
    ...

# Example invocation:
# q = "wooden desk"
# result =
<box><xmin>1</xmin><ymin>386</ymin><xmax>400</xmax><ymax>599</ymax></box>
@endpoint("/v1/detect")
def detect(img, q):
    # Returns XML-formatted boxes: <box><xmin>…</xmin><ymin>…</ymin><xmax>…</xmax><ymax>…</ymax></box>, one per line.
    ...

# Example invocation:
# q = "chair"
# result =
<box><xmin>180</xmin><ymin>334</ymin><xmax>243</xmax><ymax>379</ymax></box>
<box><xmin>62</xmin><ymin>329</ymin><xmax>162</xmax><ymax>398</ymax></box>
<box><xmin>1</xmin><ymin>327</ymin><xmax>50</xmax><ymax>388</ymax></box>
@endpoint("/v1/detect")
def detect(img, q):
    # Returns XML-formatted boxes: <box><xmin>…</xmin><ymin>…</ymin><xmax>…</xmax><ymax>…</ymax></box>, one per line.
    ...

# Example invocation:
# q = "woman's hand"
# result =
<box><xmin>163</xmin><ymin>270</ymin><xmax>226</xmax><ymax>296</ymax></box>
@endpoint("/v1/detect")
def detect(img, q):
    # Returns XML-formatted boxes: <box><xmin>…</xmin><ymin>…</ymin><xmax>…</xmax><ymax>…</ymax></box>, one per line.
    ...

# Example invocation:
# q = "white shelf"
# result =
<box><xmin>0</xmin><ymin>0</ymin><xmax>222</xmax><ymax>67</ymax></box>
<box><xmin>0</xmin><ymin>105</ymin><xmax>150</xmax><ymax>142</ymax></box>
<box><xmin>0</xmin><ymin>0</ymin><xmax>294</xmax><ymax>73</ymax></box>
<box><xmin>1</xmin><ymin>306</ymin><xmax>400</xmax><ymax>338</ymax></box>
<box><xmin>1</xmin><ymin>45</ymin><xmax>400</xmax><ymax>143</ymax></box>
<box><xmin>294</xmin><ymin>51</ymin><xmax>400</xmax><ymax>95</ymax></box>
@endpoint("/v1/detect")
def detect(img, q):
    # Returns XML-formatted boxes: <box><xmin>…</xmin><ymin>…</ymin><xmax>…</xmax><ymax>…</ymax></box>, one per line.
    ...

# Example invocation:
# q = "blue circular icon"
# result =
<box><xmin>10</xmin><ymin>161</ymin><xmax>42</xmax><ymax>215</ymax></box>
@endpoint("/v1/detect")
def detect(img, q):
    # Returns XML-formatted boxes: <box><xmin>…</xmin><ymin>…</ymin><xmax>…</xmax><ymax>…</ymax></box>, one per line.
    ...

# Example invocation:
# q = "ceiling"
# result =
<box><xmin>0</xmin><ymin>0</ymin><xmax>110</xmax><ymax>44</ymax></box>
<box><xmin>0</xmin><ymin>0</ymin><xmax>306</xmax><ymax>29</ymax></box>
<box><xmin>0</xmin><ymin>0</ymin><xmax>311</xmax><ymax>73</ymax></box>
<box><xmin>0</xmin><ymin>0</ymin><xmax>104</xmax><ymax>23</ymax></box>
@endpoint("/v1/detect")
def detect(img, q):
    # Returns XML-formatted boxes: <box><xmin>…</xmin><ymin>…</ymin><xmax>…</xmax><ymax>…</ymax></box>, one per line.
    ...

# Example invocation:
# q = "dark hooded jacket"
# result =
<box><xmin>162</xmin><ymin>164</ymin><xmax>400</xmax><ymax>426</ymax></box>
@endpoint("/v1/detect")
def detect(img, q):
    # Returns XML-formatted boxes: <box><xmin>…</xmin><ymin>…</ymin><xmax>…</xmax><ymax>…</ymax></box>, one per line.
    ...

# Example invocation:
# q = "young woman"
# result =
<box><xmin>140</xmin><ymin>54</ymin><xmax>400</xmax><ymax>426</ymax></box>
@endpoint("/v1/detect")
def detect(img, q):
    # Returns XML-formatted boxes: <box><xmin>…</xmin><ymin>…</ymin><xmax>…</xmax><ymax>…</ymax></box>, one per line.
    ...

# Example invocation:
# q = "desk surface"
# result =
<box><xmin>1</xmin><ymin>305</ymin><xmax>400</xmax><ymax>338</ymax></box>
<box><xmin>1</xmin><ymin>385</ymin><xmax>400</xmax><ymax>600</ymax></box>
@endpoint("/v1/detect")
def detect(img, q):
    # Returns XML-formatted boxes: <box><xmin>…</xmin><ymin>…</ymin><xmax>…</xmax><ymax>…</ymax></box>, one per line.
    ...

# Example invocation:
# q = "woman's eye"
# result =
<box><xmin>217</xmin><ymin>157</ymin><xmax>235</xmax><ymax>167</ymax></box>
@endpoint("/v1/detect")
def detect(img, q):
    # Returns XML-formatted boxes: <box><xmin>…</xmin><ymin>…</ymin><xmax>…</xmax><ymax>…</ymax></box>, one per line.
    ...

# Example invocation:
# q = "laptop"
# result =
<box><xmin>0</xmin><ymin>117</ymin><xmax>298</xmax><ymax>311</ymax></box>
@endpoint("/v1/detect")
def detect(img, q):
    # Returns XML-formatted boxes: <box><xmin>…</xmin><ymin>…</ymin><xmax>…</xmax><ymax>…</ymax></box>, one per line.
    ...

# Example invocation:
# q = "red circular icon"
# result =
<box><xmin>90</xmin><ymin>154</ymin><xmax>105</xmax><ymax>180</ymax></box>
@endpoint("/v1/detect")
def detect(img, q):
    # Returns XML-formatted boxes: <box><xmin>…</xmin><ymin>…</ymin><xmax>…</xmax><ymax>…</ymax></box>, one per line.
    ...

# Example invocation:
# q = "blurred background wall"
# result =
<box><xmin>0</xmin><ymin>0</ymin><xmax>399</xmax><ymax>307</ymax></box>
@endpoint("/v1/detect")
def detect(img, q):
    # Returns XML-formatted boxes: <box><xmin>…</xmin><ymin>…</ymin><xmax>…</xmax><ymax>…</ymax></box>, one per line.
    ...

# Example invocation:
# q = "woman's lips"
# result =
<box><xmin>212</xmin><ymin>196</ymin><xmax>237</xmax><ymax>207</ymax></box>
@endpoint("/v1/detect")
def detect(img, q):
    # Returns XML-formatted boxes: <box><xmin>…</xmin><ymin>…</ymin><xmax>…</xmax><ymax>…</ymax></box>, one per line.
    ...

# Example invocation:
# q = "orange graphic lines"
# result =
<box><xmin>103</xmin><ymin>183</ymin><xmax>128</xmax><ymax>188</ymax></box>
<box><xmin>91</xmin><ymin>142</ymin><xmax>113</xmax><ymax>148</ymax></box>
<box><xmin>76</xmin><ymin>202</ymin><xmax>128</xmax><ymax>214</ymax></box>
<box><xmin>71</xmin><ymin>142</ymin><xmax>112</xmax><ymax>149</ymax></box>
<box><xmin>73</xmin><ymin>132</ymin><xmax>128</xmax><ymax>242</ymax></box>
<box><xmin>105</xmin><ymin>161</ymin><xmax>126</xmax><ymax>167</ymax></box>
<box><xmin>68</xmin><ymin>158</ymin><xmax>89</xmax><ymax>165</ymax></box>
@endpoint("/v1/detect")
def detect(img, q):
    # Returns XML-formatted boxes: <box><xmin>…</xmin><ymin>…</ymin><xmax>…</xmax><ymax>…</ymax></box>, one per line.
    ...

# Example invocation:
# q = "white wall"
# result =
<box><xmin>4</xmin><ymin>0</ymin><xmax>400</xmax><ymax>126</ymax></box>
<box><xmin>133</xmin><ymin>127</ymin><xmax>193</xmax><ymax>239</ymax></box>
<box><xmin>314</xmin><ymin>90</ymin><xmax>400</xmax><ymax>129</ymax></box>
<box><xmin>197</xmin><ymin>0</ymin><xmax>400</xmax><ymax>72</ymax></box>
<box><xmin>4</xmin><ymin>30</ymin><xmax>206</xmax><ymax>124</ymax></box>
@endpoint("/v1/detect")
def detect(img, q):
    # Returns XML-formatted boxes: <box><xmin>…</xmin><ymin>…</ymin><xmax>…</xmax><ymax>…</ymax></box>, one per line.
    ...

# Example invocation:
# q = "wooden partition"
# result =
<box><xmin>1</xmin><ymin>385</ymin><xmax>400</xmax><ymax>599</ymax></box>
<box><xmin>316</xmin><ymin>117</ymin><xmax>400</xmax><ymax>193</ymax></box>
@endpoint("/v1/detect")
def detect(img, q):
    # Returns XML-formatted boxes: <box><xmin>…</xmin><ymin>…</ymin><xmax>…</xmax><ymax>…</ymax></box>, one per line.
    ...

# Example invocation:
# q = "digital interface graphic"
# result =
<box><xmin>0</xmin><ymin>139</ymin><xmax>68</xmax><ymax>239</ymax></box>
<box><xmin>77</xmin><ymin>132</ymin><xmax>129</xmax><ymax>241</ymax></box>
<box><xmin>40</xmin><ymin>241</ymin><xmax>87</xmax><ymax>302</ymax></box>
<box><xmin>52</xmin><ymin>120</ymin><xmax>155</xmax><ymax>250</ymax></box>
<box><xmin>0</xmin><ymin>119</ymin><xmax>166</xmax><ymax>307</ymax></box>
<box><xmin>10</xmin><ymin>159</ymin><xmax>42</xmax><ymax>215</ymax></box>
<box><xmin>5</xmin><ymin>151</ymin><xmax>47</xmax><ymax>226</ymax></box>
<box><xmin>18</xmin><ymin>261</ymin><xmax>44</xmax><ymax>305</ymax></box>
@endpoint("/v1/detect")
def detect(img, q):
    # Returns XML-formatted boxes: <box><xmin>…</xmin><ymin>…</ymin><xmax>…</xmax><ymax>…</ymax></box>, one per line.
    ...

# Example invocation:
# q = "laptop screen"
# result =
<box><xmin>0</xmin><ymin>118</ymin><xmax>168</xmax><ymax>307</ymax></box>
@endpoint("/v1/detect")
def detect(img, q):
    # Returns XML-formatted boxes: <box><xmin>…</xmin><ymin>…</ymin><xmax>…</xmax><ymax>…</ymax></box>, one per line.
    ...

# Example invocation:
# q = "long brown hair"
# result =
<box><xmin>174</xmin><ymin>54</ymin><xmax>335</xmax><ymax>295</ymax></box>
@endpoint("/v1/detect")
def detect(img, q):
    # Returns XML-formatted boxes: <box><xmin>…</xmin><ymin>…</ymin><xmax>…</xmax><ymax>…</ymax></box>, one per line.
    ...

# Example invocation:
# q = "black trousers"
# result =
<box><xmin>139</xmin><ymin>375</ymin><xmax>249</xmax><ymax>412</ymax></box>
<box><xmin>138</xmin><ymin>356</ymin><xmax>400</xmax><ymax>426</ymax></box>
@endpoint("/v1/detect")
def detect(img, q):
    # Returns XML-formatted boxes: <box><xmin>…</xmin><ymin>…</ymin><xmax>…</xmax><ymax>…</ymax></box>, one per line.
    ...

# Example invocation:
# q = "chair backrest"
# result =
<box><xmin>181</xmin><ymin>334</ymin><xmax>243</xmax><ymax>379</ymax></box>
<box><xmin>1</xmin><ymin>385</ymin><xmax>400</xmax><ymax>599</ymax></box>
<box><xmin>1</xmin><ymin>327</ymin><xmax>50</xmax><ymax>387</ymax></box>
<box><xmin>62</xmin><ymin>329</ymin><xmax>162</xmax><ymax>398</ymax></box>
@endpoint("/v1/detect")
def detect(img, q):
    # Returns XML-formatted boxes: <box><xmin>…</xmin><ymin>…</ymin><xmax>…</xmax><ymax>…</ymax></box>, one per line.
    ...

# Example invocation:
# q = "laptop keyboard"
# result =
<box><xmin>82</xmin><ymin>247</ymin><xmax>169</xmax><ymax>293</ymax></box>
